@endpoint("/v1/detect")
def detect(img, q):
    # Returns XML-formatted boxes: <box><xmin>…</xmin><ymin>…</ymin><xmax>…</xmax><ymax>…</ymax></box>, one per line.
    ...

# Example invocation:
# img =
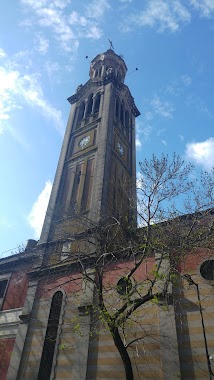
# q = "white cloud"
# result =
<box><xmin>21</xmin><ymin>1</ymin><xmax>78</xmax><ymax>52</ymax></box>
<box><xmin>52</xmin><ymin>0</ymin><xmax>70</xmax><ymax>9</ymax></box>
<box><xmin>7</xmin><ymin>125</ymin><xmax>30</xmax><ymax>151</ymax></box>
<box><xmin>0</xmin><ymin>49</ymin><xmax>7</xmax><ymax>58</ymax></box>
<box><xmin>163</xmin><ymin>83</ymin><xmax>179</xmax><ymax>96</ymax></box>
<box><xmin>20</xmin><ymin>0</ymin><xmax>47</xmax><ymax>9</ymax></box>
<box><xmin>190</xmin><ymin>0</ymin><xmax>214</xmax><ymax>17</ymax></box>
<box><xmin>36</xmin><ymin>34</ymin><xmax>49</xmax><ymax>54</ymax></box>
<box><xmin>151</xmin><ymin>95</ymin><xmax>175</xmax><ymax>118</ymax></box>
<box><xmin>181</xmin><ymin>74</ymin><xmax>192</xmax><ymax>86</ymax></box>
<box><xmin>121</xmin><ymin>0</ymin><xmax>191</xmax><ymax>33</ymax></box>
<box><xmin>136</xmin><ymin>136</ymin><xmax>142</xmax><ymax>149</ymax></box>
<box><xmin>142</xmin><ymin>125</ymin><xmax>153</xmax><ymax>139</ymax></box>
<box><xmin>69</xmin><ymin>11</ymin><xmax>87</xmax><ymax>26</ymax></box>
<box><xmin>22</xmin><ymin>74</ymin><xmax>64</xmax><ymax>132</ymax></box>
<box><xmin>0</xmin><ymin>52</ymin><xmax>64</xmax><ymax>134</ymax></box>
<box><xmin>178</xmin><ymin>134</ymin><xmax>184</xmax><ymax>142</ymax></box>
<box><xmin>0</xmin><ymin>67</ymin><xmax>21</xmax><ymax>128</ymax></box>
<box><xmin>161</xmin><ymin>139</ymin><xmax>167</xmax><ymax>146</ymax></box>
<box><xmin>158</xmin><ymin>74</ymin><xmax>191</xmax><ymax>98</ymax></box>
<box><xmin>86</xmin><ymin>0</ymin><xmax>111</xmax><ymax>19</ymax></box>
<box><xmin>36</xmin><ymin>7</ymin><xmax>79</xmax><ymax>52</ymax></box>
<box><xmin>45</xmin><ymin>61</ymin><xmax>60</xmax><ymax>79</ymax></box>
<box><xmin>156</xmin><ymin>128</ymin><xmax>166</xmax><ymax>137</ymax></box>
<box><xmin>27</xmin><ymin>180</ymin><xmax>52</xmax><ymax>239</ymax></box>
<box><xmin>136</xmin><ymin>122</ymin><xmax>142</xmax><ymax>149</ymax></box>
<box><xmin>10</xmin><ymin>50</ymin><xmax>33</xmax><ymax>71</ymax></box>
<box><xmin>186</xmin><ymin>94</ymin><xmax>213</xmax><ymax>119</ymax></box>
<box><xmin>86</xmin><ymin>25</ymin><xmax>102</xmax><ymax>39</ymax></box>
<box><xmin>119</xmin><ymin>0</ymin><xmax>214</xmax><ymax>34</ymax></box>
<box><xmin>136</xmin><ymin>171</ymin><xmax>143</xmax><ymax>189</ymax></box>
<box><xmin>145</xmin><ymin>111</ymin><xmax>153</xmax><ymax>121</ymax></box>
<box><xmin>136</xmin><ymin>124</ymin><xmax>153</xmax><ymax>149</ymax></box>
<box><xmin>186</xmin><ymin>138</ymin><xmax>214</xmax><ymax>170</ymax></box>
<box><xmin>68</xmin><ymin>11</ymin><xmax>102</xmax><ymax>39</ymax></box>
<box><xmin>20</xmin><ymin>0</ymin><xmax>105</xmax><ymax>52</ymax></box>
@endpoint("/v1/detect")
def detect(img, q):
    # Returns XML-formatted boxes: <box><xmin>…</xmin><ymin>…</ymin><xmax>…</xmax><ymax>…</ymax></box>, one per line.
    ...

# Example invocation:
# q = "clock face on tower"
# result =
<box><xmin>79</xmin><ymin>135</ymin><xmax>90</xmax><ymax>149</ymax></box>
<box><xmin>117</xmin><ymin>142</ymin><xmax>124</xmax><ymax>156</ymax></box>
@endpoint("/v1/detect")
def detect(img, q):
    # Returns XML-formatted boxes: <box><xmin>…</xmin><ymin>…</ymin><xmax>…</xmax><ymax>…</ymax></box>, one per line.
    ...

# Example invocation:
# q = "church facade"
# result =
<box><xmin>0</xmin><ymin>49</ymin><xmax>213</xmax><ymax>380</ymax></box>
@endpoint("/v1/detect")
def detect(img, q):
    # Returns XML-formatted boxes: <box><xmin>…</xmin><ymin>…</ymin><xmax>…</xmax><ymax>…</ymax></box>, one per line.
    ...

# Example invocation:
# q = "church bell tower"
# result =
<box><xmin>39</xmin><ymin>49</ymin><xmax>140</xmax><ymax>244</ymax></box>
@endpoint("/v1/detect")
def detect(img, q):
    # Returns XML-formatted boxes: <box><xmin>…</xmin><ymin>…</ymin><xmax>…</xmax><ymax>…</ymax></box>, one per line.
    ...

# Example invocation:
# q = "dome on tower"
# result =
<box><xmin>89</xmin><ymin>49</ymin><xmax>127</xmax><ymax>83</ymax></box>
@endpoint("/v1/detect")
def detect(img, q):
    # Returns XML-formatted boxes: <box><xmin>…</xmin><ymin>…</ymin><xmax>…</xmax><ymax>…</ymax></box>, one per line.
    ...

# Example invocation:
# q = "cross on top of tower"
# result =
<box><xmin>108</xmin><ymin>39</ymin><xmax>114</xmax><ymax>50</ymax></box>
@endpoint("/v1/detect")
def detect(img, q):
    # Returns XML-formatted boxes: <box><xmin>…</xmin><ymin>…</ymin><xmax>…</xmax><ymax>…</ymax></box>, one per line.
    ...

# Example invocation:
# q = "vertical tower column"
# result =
<box><xmin>91</xmin><ymin>83</ymin><xmax>114</xmax><ymax>219</ymax></box>
<box><xmin>39</xmin><ymin>104</ymin><xmax>77</xmax><ymax>244</ymax></box>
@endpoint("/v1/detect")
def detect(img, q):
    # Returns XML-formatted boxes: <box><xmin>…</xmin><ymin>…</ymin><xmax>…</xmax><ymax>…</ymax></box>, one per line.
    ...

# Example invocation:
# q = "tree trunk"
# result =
<box><xmin>111</xmin><ymin>327</ymin><xmax>134</xmax><ymax>380</ymax></box>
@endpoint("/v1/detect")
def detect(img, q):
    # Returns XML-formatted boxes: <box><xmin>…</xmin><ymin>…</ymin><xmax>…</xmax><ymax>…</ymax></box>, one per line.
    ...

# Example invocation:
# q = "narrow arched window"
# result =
<box><xmin>77</xmin><ymin>101</ymin><xmax>85</xmax><ymax>124</ymax></box>
<box><xmin>81</xmin><ymin>157</ymin><xmax>95</xmax><ymax>212</ymax></box>
<box><xmin>86</xmin><ymin>93</ymin><xmax>93</xmax><ymax>117</ymax></box>
<box><xmin>120</xmin><ymin>103</ymin><xmax>124</xmax><ymax>125</ymax></box>
<box><xmin>94</xmin><ymin>92</ymin><xmax>101</xmax><ymax>114</ymax></box>
<box><xmin>115</xmin><ymin>98</ymin><xmax>119</xmax><ymax>118</ymax></box>
<box><xmin>38</xmin><ymin>291</ymin><xmax>63</xmax><ymax>380</ymax></box>
<box><xmin>95</xmin><ymin>67</ymin><xmax>101</xmax><ymax>77</ymax></box>
<box><xmin>125</xmin><ymin>110</ymin><xmax>129</xmax><ymax>129</ymax></box>
<box><xmin>112</xmin><ymin>162</ymin><xmax>117</xmax><ymax>214</ymax></box>
<box><xmin>70</xmin><ymin>162</ymin><xmax>83</xmax><ymax>210</ymax></box>
<box><xmin>72</xmin><ymin>106</ymin><xmax>78</xmax><ymax>130</ymax></box>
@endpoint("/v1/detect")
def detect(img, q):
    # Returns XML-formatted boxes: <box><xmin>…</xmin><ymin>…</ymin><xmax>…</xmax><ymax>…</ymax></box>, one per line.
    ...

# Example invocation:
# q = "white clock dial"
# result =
<box><xmin>79</xmin><ymin>135</ymin><xmax>90</xmax><ymax>149</ymax></box>
<box><xmin>117</xmin><ymin>142</ymin><xmax>124</xmax><ymax>156</ymax></box>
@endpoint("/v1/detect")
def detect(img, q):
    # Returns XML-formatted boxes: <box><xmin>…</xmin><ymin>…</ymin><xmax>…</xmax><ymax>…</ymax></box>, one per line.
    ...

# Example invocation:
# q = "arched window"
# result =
<box><xmin>59</xmin><ymin>166</ymin><xmax>74</xmax><ymax>215</ymax></box>
<box><xmin>95</xmin><ymin>67</ymin><xmax>101</xmax><ymax>77</ymax></box>
<box><xmin>71</xmin><ymin>162</ymin><xmax>83</xmax><ymax>210</ymax></box>
<box><xmin>125</xmin><ymin>110</ymin><xmax>129</xmax><ymax>129</ymax></box>
<box><xmin>72</xmin><ymin>107</ymin><xmax>78</xmax><ymax>130</ymax></box>
<box><xmin>124</xmin><ymin>110</ymin><xmax>129</xmax><ymax>137</ymax></box>
<box><xmin>77</xmin><ymin>101</ymin><xmax>85</xmax><ymax>124</ymax></box>
<box><xmin>81</xmin><ymin>157</ymin><xmax>95</xmax><ymax>212</ymax></box>
<box><xmin>120</xmin><ymin>102</ymin><xmax>124</xmax><ymax>125</ymax></box>
<box><xmin>112</xmin><ymin>162</ymin><xmax>117</xmax><ymax>214</ymax></box>
<box><xmin>38</xmin><ymin>291</ymin><xmax>63</xmax><ymax>380</ymax></box>
<box><xmin>86</xmin><ymin>93</ymin><xmax>93</xmax><ymax>117</ymax></box>
<box><xmin>115</xmin><ymin>98</ymin><xmax>119</xmax><ymax>118</ymax></box>
<box><xmin>94</xmin><ymin>93</ymin><xmax>101</xmax><ymax>114</ymax></box>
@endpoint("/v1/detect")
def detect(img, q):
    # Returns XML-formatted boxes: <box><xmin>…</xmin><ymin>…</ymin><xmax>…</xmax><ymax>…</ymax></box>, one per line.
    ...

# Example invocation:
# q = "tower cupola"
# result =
<box><xmin>89</xmin><ymin>49</ymin><xmax>127</xmax><ymax>83</ymax></box>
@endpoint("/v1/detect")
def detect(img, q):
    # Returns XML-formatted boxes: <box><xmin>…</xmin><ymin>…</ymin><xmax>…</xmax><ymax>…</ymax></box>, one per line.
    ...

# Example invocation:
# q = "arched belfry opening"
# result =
<box><xmin>86</xmin><ymin>93</ymin><xmax>93</xmax><ymax>117</ymax></box>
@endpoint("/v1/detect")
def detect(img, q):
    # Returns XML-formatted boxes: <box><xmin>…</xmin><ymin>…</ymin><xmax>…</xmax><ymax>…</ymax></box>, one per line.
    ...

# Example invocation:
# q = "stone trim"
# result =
<box><xmin>0</xmin><ymin>308</ymin><xmax>22</xmax><ymax>338</ymax></box>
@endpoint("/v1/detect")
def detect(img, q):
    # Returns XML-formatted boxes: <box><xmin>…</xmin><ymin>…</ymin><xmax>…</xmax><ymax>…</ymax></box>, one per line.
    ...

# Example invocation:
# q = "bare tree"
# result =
<box><xmin>39</xmin><ymin>154</ymin><xmax>214</xmax><ymax>380</ymax></box>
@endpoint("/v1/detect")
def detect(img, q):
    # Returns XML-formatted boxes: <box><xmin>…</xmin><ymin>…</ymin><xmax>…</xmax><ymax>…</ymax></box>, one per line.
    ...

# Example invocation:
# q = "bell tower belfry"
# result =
<box><xmin>39</xmin><ymin>49</ymin><xmax>140</xmax><ymax>244</ymax></box>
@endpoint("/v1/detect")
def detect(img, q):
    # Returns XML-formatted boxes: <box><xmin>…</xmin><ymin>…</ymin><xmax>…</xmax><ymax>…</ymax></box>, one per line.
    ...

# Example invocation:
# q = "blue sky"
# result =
<box><xmin>0</xmin><ymin>0</ymin><xmax>214</xmax><ymax>256</ymax></box>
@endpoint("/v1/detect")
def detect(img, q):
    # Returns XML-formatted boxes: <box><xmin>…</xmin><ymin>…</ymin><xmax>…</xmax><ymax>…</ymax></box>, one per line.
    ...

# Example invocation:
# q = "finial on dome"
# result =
<box><xmin>108</xmin><ymin>39</ymin><xmax>114</xmax><ymax>50</ymax></box>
